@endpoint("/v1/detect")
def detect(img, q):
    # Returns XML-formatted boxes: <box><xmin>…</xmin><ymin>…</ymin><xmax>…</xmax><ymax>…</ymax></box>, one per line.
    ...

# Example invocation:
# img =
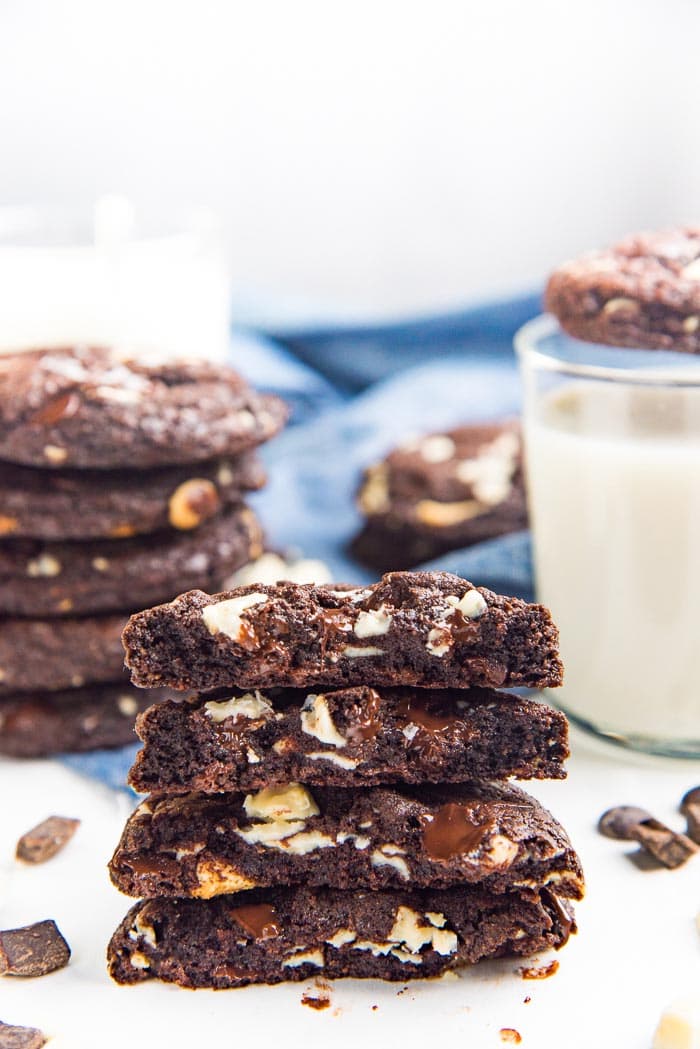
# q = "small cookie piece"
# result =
<box><xmin>545</xmin><ymin>228</ymin><xmax>700</xmax><ymax>353</ymax></box>
<box><xmin>128</xmin><ymin>686</ymin><xmax>569</xmax><ymax>794</ymax></box>
<box><xmin>107</xmin><ymin>884</ymin><xmax>576</xmax><ymax>987</ymax></box>
<box><xmin>0</xmin><ymin>682</ymin><xmax>176</xmax><ymax>757</ymax></box>
<box><xmin>654</xmin><ymin>997</ymin><xmax>700</xmax><ymax>1049</ymax></box>
<box><xmin>16</xmin><ymin>816</ymin><xmax>80</xmax><ymax>864</ymax></box>
<box><xmin>0</xmin><ymin>613</ymin><xmax>127</xmax><ymax>695</ymax></box>
<box><xmin>123</xmin><ymin>571</ymin><xmax>563</xmax><ymax>692</ymax></box>
<box><xmin>109</xmin><ymin>781</ymin><xmax>584</xmax><ymax>900</ymax></box>
<box><xmin>0</xmin><ymin>920</ymin><xmax>70</xmax><ymax>977</ymax></box>
<box><xmin>0</xmin><ymin>1021</ymin><xmax>47</xmax><ymax>1048</ymax></box>
<box><xmin>351</xmin><ymin>423</ymin><xmax>527</xmax><ymax>571</ymax></box>
<box><xmin>0</xmin><ymin>505</ymin><xmax>263</xmax><ymax>616</ymax></box>
<box><xmin>0</xmin><ymin>452</ymin><xmax>265</xmax><ymax>541</ymax></box>
<box><xmin>0</xmin><ymin>347</ymin><xmax>288</xmax><ymax>469</ymax></box>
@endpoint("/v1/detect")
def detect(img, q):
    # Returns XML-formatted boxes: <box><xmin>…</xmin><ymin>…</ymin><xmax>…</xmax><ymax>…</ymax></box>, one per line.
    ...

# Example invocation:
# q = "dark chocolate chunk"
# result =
<box><xmin>0</xmin><ymin>505</ymin><xmax>263</xmax><ymax>616</ymax></box>
<box><xmin>0</xmin><ymin>1021</ymin><xmax>47</xmax><ymax>1049</ymax></box>
<box><xmin>598</xmin><ymin>805</ymin><xmax>698</xmax><ymax>869</ymax></box>
<box><xmin>123</xmin><ymin>571</ymin><xmax>563</xmax><ymax>692</ymax></box>
<box><xmin>598</xmin><ymin>806</ymin><xmax>653</xmax><ymax>840</ymax></box>
<box><xmin>128</xmin><ymin>686</ymin><xmax>569</xmax><ymax>795</ymax></box>
<box><xmin>0</xmin><ymin>347</ymin><xmax>288</xmax><ymax>469</ymax></box>
<box><xmin>107</xmin><ymin>884</ymin><xmax>576</xmax><ymax>987</ymax></box>
<box><xmin>0</xmin><ymin>920</ymin><xmax>70</xmax><ymax>977</ymax></box>
<box><xmin>109</xmin><ymin>781</ymin><xmax>584</xmax><ymax>901</ymax></box>
<box><xmin>351</xmin><ymin>422</ymin><xmax>527</xmax><ymax>572</ymax></box>
<box><xmin>545</xmin><ymin>228</ymin><xmax>700</xmax><ymax>354</ymax></box>
<box><xmin>16</xmin><ymin>817</ymin><xmax>80</xmax><ymax>863</ymax></box>
<box><xmin>680</xmin><ymin>786</ymin><xmax>700</xmax><ymax>844</ymax></box>
<box><xmin>0</xmin><ymin>452</ymin><xmax>265</xmax><ymax>541</ymax></box>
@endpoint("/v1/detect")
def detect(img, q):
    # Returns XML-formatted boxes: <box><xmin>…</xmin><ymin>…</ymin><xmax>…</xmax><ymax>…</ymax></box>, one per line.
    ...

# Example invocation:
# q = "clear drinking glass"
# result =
<box><xmin>516</xmin><ymin>314</ymin><xmax>700</xmax><ymax>757</ymax></box>
<box><xmin>0</xmin><ymin>198</ymin><xmax>230</xmax><ymax>361</ymax></box>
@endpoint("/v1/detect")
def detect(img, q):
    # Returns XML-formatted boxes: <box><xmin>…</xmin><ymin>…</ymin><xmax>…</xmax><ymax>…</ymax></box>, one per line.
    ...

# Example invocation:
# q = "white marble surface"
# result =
<box><xmin>0</xmin><ymin>730</ymin><xmax>698</xmax><ymax>1049</ymax></box>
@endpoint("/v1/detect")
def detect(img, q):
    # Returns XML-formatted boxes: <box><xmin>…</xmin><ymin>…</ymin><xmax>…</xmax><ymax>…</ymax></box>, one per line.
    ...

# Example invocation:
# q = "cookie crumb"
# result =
<box><xmin>520</xmin><ymin>960</ymin><xmax>559</xmax><ymax>980</ymax></box>
<box><xmin>500</xmin><ymin>1029</ymin><xmax>522</xmax><ymax>1044</ymax></box>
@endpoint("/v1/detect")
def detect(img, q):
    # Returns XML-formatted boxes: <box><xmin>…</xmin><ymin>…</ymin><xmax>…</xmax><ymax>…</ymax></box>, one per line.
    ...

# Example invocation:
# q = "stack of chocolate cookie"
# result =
<box><xmin>351</xmin><ymin>422</ymin><xmax>528</xmax><ymax>571</ymax></box>
<box><xmin>0</xmin><ymin>346</ymin><xmax>287</xmax><ymax>757</ymax></box>
<box><xmin>107</xmin><ymin>570</ymin><xmax>583</xmax><ymax>988</ymax></box>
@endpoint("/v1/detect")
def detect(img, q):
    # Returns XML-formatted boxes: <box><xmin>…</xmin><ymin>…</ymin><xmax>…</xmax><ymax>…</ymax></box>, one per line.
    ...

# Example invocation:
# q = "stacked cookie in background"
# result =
<box><xmin>108</xmin><ymin>570</ymin><xmax>584</xmax><ymax>988</ymax></box>
<box><xmin>351</xmin><ymin>422</ymin><xmax>528</xmax><ymax>572</ymax></box>
<box><xmin>0</xmin><ymin>346</ymin><xmax>287</xmax><ymax>757</ymax></box>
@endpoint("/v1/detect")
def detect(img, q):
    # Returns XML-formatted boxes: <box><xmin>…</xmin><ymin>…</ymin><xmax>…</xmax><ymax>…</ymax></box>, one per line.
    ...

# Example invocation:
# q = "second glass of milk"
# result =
<box><xmin>516</xmin><ymin>314</ymin><xmax>700</xmax><ymax>757</ymax></box>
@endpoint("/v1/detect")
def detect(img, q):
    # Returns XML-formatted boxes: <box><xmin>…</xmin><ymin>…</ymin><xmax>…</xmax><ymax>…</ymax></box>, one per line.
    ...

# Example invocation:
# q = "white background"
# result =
<box><xmin>0</xmin><ymin>0</ymin><xmax>699</xmax><ymax>322</ymax></box>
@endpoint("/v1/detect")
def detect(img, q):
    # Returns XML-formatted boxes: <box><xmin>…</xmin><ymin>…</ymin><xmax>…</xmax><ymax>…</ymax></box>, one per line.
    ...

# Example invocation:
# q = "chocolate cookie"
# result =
<box><xmin>0</xmin><ymin>506</ymin><xmax>263</xmax><ymax>616</ymax></box>
<box><xmin>0</xmin><ymin>613</ymin><xmax>127</xmax><ymax>694</ymax></box>
<box><xmin>109</xmin><ymin>781</ymin><xmax>584</xmax><ymax>900</ymax></box>
<box><xmin>107</xmin><ymin>884</ymin><xmax>575</xmax><ymax>987</ymax></box>
<box><xmin>545</xmin><ymin>228</ymin><xmax>700</xmax><ymax>352</ymax></box>
<box><xmin>129</xmin><ymin>687</ymin><xmax>569</xmax><ymax>795</ymax></box>
<box><xmin>351</xmin><ymin>423</ymin><xmax>527</xmax><ymax>571</ymax></box>
<box><xmin>0</xmin><ymin>682</ymin><xmax>177</xmax><ymax>757</ymax></box>
<box><xmin>0</xmin><ymin>347</ymin><xmax>288</xmax><ymax>469</ymax></box>
<box><xmin>123</xmin><ymin>571</ymin><xmax>563</xmax><ymax>692</ymax></box>
<box><xmin>0</xmin><ymin>453</ymin><xmax>265</xmax><ymax>541</ymax></box>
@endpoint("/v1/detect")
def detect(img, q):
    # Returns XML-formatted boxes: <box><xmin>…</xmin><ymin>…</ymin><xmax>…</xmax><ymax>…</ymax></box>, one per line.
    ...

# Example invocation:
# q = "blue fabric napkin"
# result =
<box><xmin>60</xmin><ymin>294</ymin><xmax>540</xmax><ymax>790</ymax></box>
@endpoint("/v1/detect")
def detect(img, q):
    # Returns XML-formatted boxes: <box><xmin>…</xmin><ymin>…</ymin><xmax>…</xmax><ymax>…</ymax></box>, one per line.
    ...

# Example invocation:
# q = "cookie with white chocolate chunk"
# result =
<box><xmin>0</xmin><ymin>505</ymin><xmax>263</xmax><ymax>616</ymax></box>
<box><xmin>128</xmin><ymin>686</ymin><xmax>569</xmax><ymax>795</ymax></box>
<box><xmin>0</xmin><ymin>452</ymin><xmax>265</xmax><ymax>541</ymax></box>
<box><xmin>108</xmin><ymin>781</ymin><xmax>584</xmax><ymax>900</ymax></box>
<box><xmin>351</xmin><ymin>422</ymin><xmax>527</xmax><ymax>571</ymax></box>
<box><xmin>545</xmin><ymin>227</ymin><xmax>700</xmax><ymax>353</ymax></box>
<box><xmin>122</xmin><ymin>571</ymin><xmax>563</xmax><ymax>692</ymax></box>
<box><xmin>0</xmin><ymin>346</ymin><xmax>288</xmax><ymax>469</ymax></box>
<box><xmin>107</xmin><ymin>883</ymin><xmax>575</xmax><ymax>987</ymax></box>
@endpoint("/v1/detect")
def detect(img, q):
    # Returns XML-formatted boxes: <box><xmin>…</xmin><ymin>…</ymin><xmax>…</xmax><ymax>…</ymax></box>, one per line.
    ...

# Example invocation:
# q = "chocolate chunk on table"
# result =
<box><xmin>123</xmin><ymin>571</ymin><xmax>563</xmax><ymax>692</ymax></box>
<box><xmin>0</xmin><ymin>920</ymin><xmax>70</xmax><ymax>977</ymax></box>
<box><xmin>109</xmin><ymin>781</ymin><xmax>584</xmax><ymax>901</ymax></box>
<box><xmin>598</xmin><ymin>805</ymin><xmax>698</xmax><ymax>869</ymax></box>
<box><xmin>129</xmin><ymin>686</ymin><xmax>569</xmax><ymax>795</ymax></box>
<box><xmin>16</xmin><ymin>816</ymin><xmax>80</xmax><ymax>864</ymax></box>
<box><xmin>0</xmin><ymin>1021</ymin><xmax>47</xmax><ymax>1049</ymax></box>
<box><xmin>107</xmin><ymin>884</ymin><xmax>575</xmax><ymax>988</ymax></box>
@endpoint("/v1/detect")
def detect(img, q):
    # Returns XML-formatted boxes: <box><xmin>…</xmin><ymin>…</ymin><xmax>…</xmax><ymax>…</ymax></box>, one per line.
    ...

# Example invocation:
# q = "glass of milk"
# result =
<box><xmin>0</xmin><ymin>198</ymin><xmax>231</xmax><ymax>362</ymax></box>
<box><xmin>516</xmin><ymin>313</ymin><xmax>700</xmax><ymax>757</ymax></box>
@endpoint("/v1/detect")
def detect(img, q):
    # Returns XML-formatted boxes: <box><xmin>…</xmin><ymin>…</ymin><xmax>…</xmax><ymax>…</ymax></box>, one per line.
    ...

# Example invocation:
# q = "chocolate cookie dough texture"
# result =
<box><xmin>351</xmin><ymin>422</ymin><xmax>528</xmax><ymax>572</ymax></box>
<box><xmin>545</xmin><ymin>227</ymin><xmax>700</xmax><ymax>354</ymax></box>
<box><xmin>0</xmin><ymin>345</ymin><xmax>287</xmax><ymax>756</ymax></box>
<box><xmin>108</xmin><ymin>570</ymin><xmax>583</xmax><ymax>988</ymax></box>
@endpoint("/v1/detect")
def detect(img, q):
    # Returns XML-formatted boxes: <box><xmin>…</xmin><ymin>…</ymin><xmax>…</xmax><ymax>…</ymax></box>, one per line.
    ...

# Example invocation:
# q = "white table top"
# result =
<box><xmin>1</xmin><ymin>729</ymin><xmax>698</xmax><ymax>1049</ymax></box>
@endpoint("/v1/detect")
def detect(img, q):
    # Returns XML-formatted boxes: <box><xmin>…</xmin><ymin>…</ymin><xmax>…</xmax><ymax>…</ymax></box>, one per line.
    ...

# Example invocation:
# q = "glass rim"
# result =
<box><xmin>515</xmin><ymin>313</ymin><xmax>700</xmax><ymax>387</ymax></box>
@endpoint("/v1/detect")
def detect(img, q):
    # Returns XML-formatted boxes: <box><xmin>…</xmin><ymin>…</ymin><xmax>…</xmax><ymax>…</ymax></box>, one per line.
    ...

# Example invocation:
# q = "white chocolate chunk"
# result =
<box><xmin>415</xmin><ymin>498</ymin><xmax>482</xmax><ymax>527</ymax></box>
<box><xmin>272</xmin><ymin>830</ymin><xmax>336</xmax><ymax>855</ymax></box>
<box><xmin>234</xmin><ymin>819</ymin><xmax>307</xmax><ymax>845</ymax></box>
<box><xmin>226</xmin><ymin>552</ymin><xmax>332</xmax><ymax>587</ymax></box>
<box><xmin>358</xmin><ymin>464</ymin><xmax>390</xmax><ymax>514</ymax></box>
<box><xmin>246</xmin><ymin>748</ymin><xmax>261</xmax><ymax>764</ymax></box>
<box><xmin>204</xmin><ymin>691</ymin><xmax>273</xmax><ymax>723</ymax></box>
<box><xmin>201</xmin><ymin>592</ymin><xmax>268</xmax><ymax>641</ymax></box>
<box><xmin>654</xmin><ymin>998</ymin><xmax>700</xmax><ymax>1049</ymax></box>
<box><xmin>129</xmin><ymin>951</ymin><xmax>151</xmax><ymax>970</ymax></box>
<box><xmin>427</xmin><ymin>627</ymin><xmax>451</xmax><ymax>657</ymax></box>
<box><xmin>371</xmin><ymin>848</ymin><xmax>410</xmax><ymax>880</ymax></box>
<box><xmin>243</xmin><ymin>783</ymin><xmax>319</xmax><ymax>822</ymax></box>
<box><xmin>117</xmin><ymin>694</ymin><xmax>139</xmax><ymax>716</ymax></box>
<box><xmin>27</xmin><ymin>553</ymin><xmax>62</xmax><ymax>577</ymax></box>
<box><xmin>682</xmin><ymin>258</ymin><xmax>700</xmax><ymax>281</ymax></box>
<box><xmin>341</xmin><ymin>645</ymin><xmax>384</xmax><ymax>658</ymax></box>
<box><xmin>308</xmin><ymin>751</ymin><xmax>360</xmax><ymax>770</ymax></box>
<box><xmin>301</xmin><ymin>694</ymin><xmax>347</xmax><ymax>747</ymax></box>
<box><xmin>389</xmin><ymin>907</ymin><xmax>458</xmax><ymax>956</ymax></box>
<box><xmin>326</xmin><ymin>928</ymin><xmax>357</xmax><ymax>948</ymax></box>
<box><xmin>454</xmin><ymin>589</ymin><xmax>488</xmax><ymax>619</ymax></box>
<box><xmin>354</xmin><ymin>606</ymin><xmax>393</xmax><ymax>638</ymax></box>
<box><xmin>282</xmin><ymin>948</ymin><xmax>324</xmax><ymax>969</ymax></box>
<box><xmin>602</xmin><ymin>296</ymin><xmax>639</xmax><ymax>314</ymax></box>
<box><xmin>419</xmin><ymin>435</ymin><xmax>456</xmax><ymax>463</ymax></box>
<box><xmin>683</xmin><ymin>315</ymin><xmax>700</xmax><ymax>333</ymax></box>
